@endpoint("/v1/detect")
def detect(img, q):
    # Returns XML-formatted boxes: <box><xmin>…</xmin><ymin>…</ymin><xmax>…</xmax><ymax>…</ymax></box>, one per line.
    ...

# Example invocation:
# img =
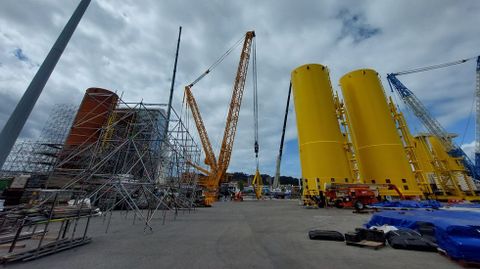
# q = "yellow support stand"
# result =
<box><xmin>252</xmin><ymin>169</ymin><xmax>263</xmax><ymax>199</ymax></box>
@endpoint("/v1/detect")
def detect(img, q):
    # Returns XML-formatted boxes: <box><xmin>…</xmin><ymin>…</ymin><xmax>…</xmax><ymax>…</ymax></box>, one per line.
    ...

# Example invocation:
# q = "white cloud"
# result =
<box><xmin>1</xmin><ymin>0</ymin><xmax>479</xmax><ymax>178</ymax></box>
<box><xmin>461</xmin><ymin>140</ymin><xmax>476</xmax><ymax>161</ymax></box>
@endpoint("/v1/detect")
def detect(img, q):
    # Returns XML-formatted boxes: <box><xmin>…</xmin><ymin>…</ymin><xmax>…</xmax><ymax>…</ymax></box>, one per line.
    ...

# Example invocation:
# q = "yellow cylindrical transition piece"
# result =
<box><xmin>339</xmin><ymin>69</ymin><xmax>422</xmax><ymax>196</ymax></box>
<box><xmin>428</xmin><ymin>136</ymin><xmax>475</xmax><ymax>194</ymax></box>
<box><xmin>291</xmin><ymin>64</ymin><xmax>354</xmax><ymax>197</ymax></box>
<box><xmin>428</xmin><ymin>137</ymin><xmax>464</xmax><ymax>171</ymax></box>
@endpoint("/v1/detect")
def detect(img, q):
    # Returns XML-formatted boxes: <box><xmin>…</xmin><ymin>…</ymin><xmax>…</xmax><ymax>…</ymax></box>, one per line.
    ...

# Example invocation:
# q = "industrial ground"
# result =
<box><xmin>8</xmin><ymin>200</ymin><xmax>460</xmax><ymax>269</ymax></box>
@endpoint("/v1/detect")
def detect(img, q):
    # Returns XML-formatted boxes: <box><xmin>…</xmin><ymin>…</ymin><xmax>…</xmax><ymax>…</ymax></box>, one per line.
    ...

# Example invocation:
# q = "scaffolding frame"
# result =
<box><xmin>1</xmin><ymin>105</ymin><xmax>77</xmax><ymax>176</ymax></box>
<box><xmin>43</xmin><ymin>92</ymin><xmax>201</xmax><ymax>232</ymax></box>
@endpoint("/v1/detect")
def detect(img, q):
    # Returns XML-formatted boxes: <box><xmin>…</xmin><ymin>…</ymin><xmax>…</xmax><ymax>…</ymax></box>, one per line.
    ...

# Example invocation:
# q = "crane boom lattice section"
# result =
<box><xmin>184</xmin><ymin>86</ymin><xmax>217</xmax><ymax>171</ymax></box>
<box><xmin>217</xmin><ymin>31</ymin><xmax>255</xmax><ymax>176</ymax></box>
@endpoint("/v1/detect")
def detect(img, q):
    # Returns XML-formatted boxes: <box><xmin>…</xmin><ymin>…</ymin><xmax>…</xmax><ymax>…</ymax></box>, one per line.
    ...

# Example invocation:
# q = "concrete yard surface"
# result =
<box><xmin>7</xmin><ymin>200</ymin><xmax>461</xmax><ymax>269</ymax></box>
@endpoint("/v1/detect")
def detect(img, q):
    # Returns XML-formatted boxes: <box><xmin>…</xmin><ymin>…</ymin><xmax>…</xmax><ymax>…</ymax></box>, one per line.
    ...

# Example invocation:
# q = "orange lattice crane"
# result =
<box><xmin>184</xmin><ymin>31</ymin><xmax>255</xmax><ymax>206</ymax></box>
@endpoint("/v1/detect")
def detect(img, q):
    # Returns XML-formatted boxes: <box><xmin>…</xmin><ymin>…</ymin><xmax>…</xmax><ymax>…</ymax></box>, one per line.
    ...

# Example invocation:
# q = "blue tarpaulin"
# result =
<box><xmin>448</xmin><ymin>203</ymin><xmax>480</xmax><ymax>209</ymax></box>
<box><xmin>366</xmin><ymin>210</ymin><xmax>480</xmax><ymax>263</ymax></box>
<box><xmin>369</xmin><ymin>200</ymin><xmax>442</xmax><ymax>209</ymax></box>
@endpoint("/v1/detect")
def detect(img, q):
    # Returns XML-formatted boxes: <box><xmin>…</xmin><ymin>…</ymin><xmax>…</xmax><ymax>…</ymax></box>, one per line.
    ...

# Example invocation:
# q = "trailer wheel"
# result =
<box><xmin>354</xmin><ymin>200</ymin><xmax>364</xmax><ymax>211</ymax></box>
<box><xmin>334</xmin><ymin>199</ymin><xmax>344</xmax><ymax>208</ymax></box>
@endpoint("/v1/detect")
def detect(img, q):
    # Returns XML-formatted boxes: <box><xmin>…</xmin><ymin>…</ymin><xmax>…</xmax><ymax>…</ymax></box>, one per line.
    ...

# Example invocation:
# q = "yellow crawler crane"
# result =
<box><xmin>184</xmin><ymin>31</ymin><xmax>256</xmax><ymax>206</ymax></box>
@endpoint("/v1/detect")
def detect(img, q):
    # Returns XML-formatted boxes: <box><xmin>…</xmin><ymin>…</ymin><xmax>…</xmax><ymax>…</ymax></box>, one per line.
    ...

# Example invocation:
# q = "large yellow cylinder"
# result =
<box><xmin>428</xmin><ymin>136</ymin><xmax>464</xmax><ymax>170</ymax></box>
<box><xmin>339</xmin><ymin>69</ymin><xmax>422</xmax><ymax>196</ymax></box>
<box><xmin>291</xmin><ymin>64</ymin><xmax>354</xmax><ymax>195</ymax></box>
<box><xmin>428</xmin><ymin>136</ymin><xmax>476</xmax><ymax>194</ymax></box>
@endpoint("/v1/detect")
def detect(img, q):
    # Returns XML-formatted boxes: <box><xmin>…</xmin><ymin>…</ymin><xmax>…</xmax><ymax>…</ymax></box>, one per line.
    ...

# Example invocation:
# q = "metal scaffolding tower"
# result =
<box><xmin>1</xmin><ymin>105</ymin><xmax>76</xmax><ymax>175</ymax></box>
<box><xmin>0</xmin><ymin>0</ymin><xmax>91</xmax><ymax>169</ymax></box>
<box><xmin>39</xmin><ymin>92</ymin><xmax>201</xmax><ymax>232</ymax></box>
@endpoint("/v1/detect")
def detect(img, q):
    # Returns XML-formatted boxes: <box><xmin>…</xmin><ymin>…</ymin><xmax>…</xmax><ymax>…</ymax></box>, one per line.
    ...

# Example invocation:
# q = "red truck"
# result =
<box><xmin>325</xmin><ymin>183</ymin><xmax>404</xmax><ymax>210</ymax></box>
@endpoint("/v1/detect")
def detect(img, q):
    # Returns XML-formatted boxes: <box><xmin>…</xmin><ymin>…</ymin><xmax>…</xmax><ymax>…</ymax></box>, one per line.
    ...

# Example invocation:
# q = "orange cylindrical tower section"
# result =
<box><xmin>65</xmin><ymin>87</ymin><xmax>118</xmax><ymax>146</ymax></box>
<box><xmin>291</xmin><ymin>64</ymin><xmax>354</xmax><ymax>196</ymax></box>
<box><xmin>339</xmin><ymin>69</ymin><xmax>422</xmax><ymax>196</ymax></box>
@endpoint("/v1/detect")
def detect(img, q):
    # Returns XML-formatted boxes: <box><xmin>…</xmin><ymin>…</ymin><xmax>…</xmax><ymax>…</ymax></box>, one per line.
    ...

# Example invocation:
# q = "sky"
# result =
<box><xmin>0</xmin><ymin>0</ymin><xmax>479</xmax><ymax>178</ymax></box>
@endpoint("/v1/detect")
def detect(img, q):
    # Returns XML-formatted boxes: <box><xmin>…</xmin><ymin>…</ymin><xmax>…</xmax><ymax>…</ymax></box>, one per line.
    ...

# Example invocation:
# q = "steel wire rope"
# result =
<box><xmin>252</xmin><ymin>38</ymin><xmax>259</xmax><ymax>170</ymax></box>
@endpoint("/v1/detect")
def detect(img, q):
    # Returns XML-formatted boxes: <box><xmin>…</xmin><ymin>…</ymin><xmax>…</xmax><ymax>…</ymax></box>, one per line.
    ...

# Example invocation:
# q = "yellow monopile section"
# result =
<box><xmin>291</xmin><ymin>64</ymin><xmax>354</xmax><ymax>199</ymax></box>
<box><xmin>428</xmin><ymin>136</ymin><xmax>476</xmax><ymax>196</ymax></box>
<box><xmin>428</xmin><ymin>137</ymin><xmax>464</xmax><ymax>170</ymax></box>
<box><xmin>339</xmin><ymin>69</ymin><xmax>422</xmax><ymax>197</ymax></box>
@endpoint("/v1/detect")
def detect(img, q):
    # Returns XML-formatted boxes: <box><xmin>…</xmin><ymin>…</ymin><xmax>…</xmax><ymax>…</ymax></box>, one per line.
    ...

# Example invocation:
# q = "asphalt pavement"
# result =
<box><xmin>7</xmin><ymin>200</ymin><xmax>460</xmax><ymax>269</ymax></box>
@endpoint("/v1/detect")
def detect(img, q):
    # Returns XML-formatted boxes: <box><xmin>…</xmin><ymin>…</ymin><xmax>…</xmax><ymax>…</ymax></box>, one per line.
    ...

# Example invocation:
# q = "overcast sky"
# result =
<box><xmin>1</xmin><ymin>0</ymin><xmax>479</xmax><ymax>178</ymax></box>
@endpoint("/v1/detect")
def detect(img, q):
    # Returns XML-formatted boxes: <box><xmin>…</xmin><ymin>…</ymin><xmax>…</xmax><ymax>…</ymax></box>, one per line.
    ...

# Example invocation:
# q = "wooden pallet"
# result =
<box><xmin>346</xmin><ymin>240</ymin><xmax>385</xmax><ymax>250</ymax></box>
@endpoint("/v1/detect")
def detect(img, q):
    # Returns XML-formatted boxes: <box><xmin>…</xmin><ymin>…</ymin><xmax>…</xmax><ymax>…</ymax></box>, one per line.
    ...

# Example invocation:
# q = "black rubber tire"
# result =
<box><xmin>308</xmin><ymin>230</ymin><xmax>345</xmax><ymax>241</ymax></box>
<box><xmin>334</xmin><ymin>199</ymin><xmax>344</xmax><ymax>208</ymax></box>
<box><xmin>386</xmin><ymin>229</ymin><xmax>437</xmax><ymax>252</ymax></box>
<box><xmin>318</xmin><ymin>192</ymin><xmax>326</xmax><ymax>208</ymax></box>
<box><xmin>345</xmin><ymin>232</ymin><xmax>362</xmax><ymax>242</ymax></box>
<box><xmin>354</xmin><ymin>200</ymin><xmax>364</xmax><ymax>211</ymax></box>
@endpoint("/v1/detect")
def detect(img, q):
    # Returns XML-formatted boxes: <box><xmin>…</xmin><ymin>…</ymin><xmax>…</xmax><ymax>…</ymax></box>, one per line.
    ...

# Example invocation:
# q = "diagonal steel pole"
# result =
<box><xmin>0</xmin><ymin>0</ymin><xmax>91</xmax><ymax>168</ymax></box>
<box><xmin>165</xmin><ymin>26</ymin><xmax>182</xmax><ymax>139</ymax></box>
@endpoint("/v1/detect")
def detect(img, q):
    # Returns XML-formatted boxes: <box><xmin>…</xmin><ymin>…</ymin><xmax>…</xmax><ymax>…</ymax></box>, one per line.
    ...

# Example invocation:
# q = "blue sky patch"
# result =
<box><xmin>13</xmin><ymin>48</ymin><xmax>29</xmax><ymax>62</ymax></box>
<box><xmin>337</xmin><ymin>8</ymin><xmax>381</xmax><ymax>43</ymax></box>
